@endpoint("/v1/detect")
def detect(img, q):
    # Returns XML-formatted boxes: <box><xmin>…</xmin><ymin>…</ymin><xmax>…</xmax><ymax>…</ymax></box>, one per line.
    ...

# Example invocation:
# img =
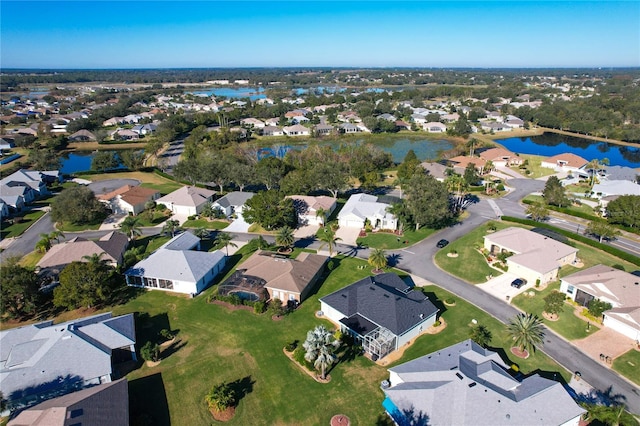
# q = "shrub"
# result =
<box><xmin>159</xmin><ymin>329</ymin><xmax>174</xmax><ymax>341</ymax></box>
<box><xmin>588</xmin><ymin>299</ymin><xmax>613</xmax><ymax>318</ymax></box>
<box><xmin>253</xmin><ymin>301</ymin><xmax>266</xmax><ymax>314</ymax></box>
<box><xmin>268</xmin><ymin>298</ymin><xmax>286</xmax><ymax>316</ymax></box>
<box><xmin>293</xmin><ymin>346</ymin><xmax>313</xmax><ymax>371</ymax></box>
<box><xmin>445</xmin><ymin>298</ymin><xmax>455</xmax><ymax>305</ymax></box>
<box><xmin>140</xmin><ymin>341</ymin><xmax>160</xmax><ymax>362</ymax></box>
<box><xmin>496</xmin><ymin>183</ymin><xmax>505</xmax><ymax>191</ymax></box>
<box><xmin>434</xmin><ymin>320</ymin><xmax>441</xmax><ymax>327</ymax></box>
<box><xmin>205</xmin><ymin>382</ymin><xmax>236</xmax><ymax>412</ymax></box>
<box><xmin>285</xmin><ymin>340</ymin><xmax>298</xmax><ymax>352</ymax></box>
<box><xmin>187</xmin><ymin>215</ymin><xmax>197</xmax><ymax>221</ymax></box>
<box><xmin>535</xmin><ymin>279</ymin><xmax>540</xmax><ymax>288</ymax></box>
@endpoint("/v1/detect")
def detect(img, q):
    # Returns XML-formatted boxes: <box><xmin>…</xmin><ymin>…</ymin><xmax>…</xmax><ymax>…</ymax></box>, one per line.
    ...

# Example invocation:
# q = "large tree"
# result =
<box><xmin>586</xmin><ymin>219</ymin><xmax>620</xmax><ymax>243</ymax></box>
<box><xmin>403</xmin><ymin>172</ymin><xmax>451</xmax><ymax>230</ymax></box>
<box><xmin>0</xmin><ymin>259</ymin><xmax>42</xmax><ymax>319</ymax></box>
<box><xmin>368</xmin><ymin>248</ymin><xmax>388</xmax><ymax>272</ymax></box>
<box><xmin>91</xmin><ymin>150</ymin><xmax>119</xmax><ymax>172</ymax></box>
<box><xmin>53</xmin><ymin>260</ymin><xmax>116</xmax><ymax>310</ymax></box>
<box><xmin>543</xmin><ymin>176</ymin><xmax>569</xmax><ymax>207</ymax></box>
<box><xmin>256</xmin><ymin>157</ymin><xmax>287</xmax><ymax>190</ymax></box>
<box><xmin>51</xmin><ymin>185</ymin><xmax>107</xmax><ymax>225</ymax></box>
<box><xmin>506</xmin><ymin>313</ymin><xmax>545</xmax><ymax>354</ymax></box>
<box><xmin>243</xmin><ymin>190</ymin><xmax>297</xmax><ymax>230</ymax></box>
<box><xmin>525</xmin><ymin>202</ymin><xmax>549</xmax><ymax>222</ymax></box>
<box><xmin>606</xmin><ymin>195</ymin><xmax>640</xmax><ymax>228</ymax></box>
<box><xmin>543</xmin><ymin>291</ymin><xmax>566</xmax><ymax>317</ymax></box>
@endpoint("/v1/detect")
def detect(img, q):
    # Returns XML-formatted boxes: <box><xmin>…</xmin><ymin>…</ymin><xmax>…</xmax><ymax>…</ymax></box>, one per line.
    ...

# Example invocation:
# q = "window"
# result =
<box><xmin>159</xmin><ymin>279</ymin><xmax>173</xmax><ymax>290</ymax></box>
<box><xmin>144</xmin><ymin>277</ymin><xmax>158</xmax><ymax>288</ymax></box>
<box><xmin>69</xmin><ymin>408</ymin><xmax>83</xmax><ymax>418</ymax></box>
<box><xmin>567</xmin><ymin>285</ymin><xmax>575</xmax><ymax>295</ymax></box>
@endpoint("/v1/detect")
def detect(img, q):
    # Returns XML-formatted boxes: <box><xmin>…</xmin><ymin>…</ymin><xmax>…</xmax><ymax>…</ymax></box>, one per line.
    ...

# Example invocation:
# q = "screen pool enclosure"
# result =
<box><xmin>218</xmin><ymin>270</ymin><xmax>268</xmax><ymax>302</ymax></box>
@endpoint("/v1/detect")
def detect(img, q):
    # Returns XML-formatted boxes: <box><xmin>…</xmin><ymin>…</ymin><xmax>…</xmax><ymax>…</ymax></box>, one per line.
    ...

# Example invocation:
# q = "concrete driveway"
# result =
<box><xmin>573</xmin><ymin>327</ymin><xmax>637</xmax><ymax>365</ymax></box>
<box><xmin>87</xmin><ymin>179</ymin><xmax>140</xmax><ymax>195</ymax></box>
<box><xmin>335</xmin><ymin>226</ymin><xmax>361</xmax><ymax>246</ymax></box>
<box><xmin>476</xmin><ymin>272</ymin><xmax>525</xmax><ymax>302</ymax></box>
<box><xmin>294</xmin><ymin>223</ymin><xmax>319</xmax><ymax>239</ymax></box>
<box><xmin>225</xmin><ymin>213</ymin><xmax>251</xmax><ymax>233</ymax></box>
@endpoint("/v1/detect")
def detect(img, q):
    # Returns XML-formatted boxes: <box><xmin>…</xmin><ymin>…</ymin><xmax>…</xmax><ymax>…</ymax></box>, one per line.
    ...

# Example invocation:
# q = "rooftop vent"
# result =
<box><xmin>468</xmin><ymin>382</ymin><xmax>477</xmax><ymax>388</ymax></box>
<box><xmin>456</xmin><ymin>373</ymin><xmax>463</xmax><ymax>380</ymax></box>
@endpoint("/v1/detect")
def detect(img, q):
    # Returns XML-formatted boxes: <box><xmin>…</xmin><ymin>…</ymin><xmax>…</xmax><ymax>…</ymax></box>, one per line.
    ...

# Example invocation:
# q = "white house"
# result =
<box><xmin>560</xmin><ymin>264</ymin><xmax>640</xmax><ymax>341</ymax></box>
<box><xmin>286</xmin><ymin>195</ymin><xmax>337</xmax><ymax>226</ymax></box>
<box><xmin>282</xmin><ymin>124</ymin><xmax>310</xmax><ymax>136</ymax></box>
<box><xmin>484</xmin><ymin>227</ymin><xmax>578</xmax><ymax>285</ymax></box>
<box><xmin>422</xmin><ymin>122</ymin><xmax>447</xmax><ymax>133</ymax></box>
<box><xmin>320</xmin><ymin>273</ymin><xmax>438</xmax><ymax>360</ymax></box>
<box><xmin>125</xmin><ymin>232</ymin><xmax>226</xmax><ymax>295</ymax></box>
<box><xmin>592</xmin><ymin>180</ymin><xmax>640</xmax><ymax>199</ymax></box>
<box><xmin>212</xmin><ymin>191</ymin><xmax>255</xmax><ymax>217</ymax></box>
<box><xmin>156</xmin><ymin>186</ymin><xmax>215</xmax><ymax>216</ymax></box>
<box><xmin>338</xmin><ymin>193</ymin><xmax>397</xmax><ymax>230</ymax></box>
<box><xmin>383</xmin><ymin>340</ymin><xmax>585</xmax><ymax>426</ymax></box>
<box><xmin>97</xmin><ymin>185</ymin><xmax>160</xmax><ymax>215</ymax></box>
<box><xmin>240</xmin><ymin>118</ymin><xmax>266</xmax><ymax>128</ymax></box>
<box><xmin>262</xmin><ymin>126</ymin><xmax>284</xmax><ymax>136</ymax></box>
<box><xmin>540</xmin><ymin>153</ymin><xmax>588</xmax><ymax>173</ymax></box>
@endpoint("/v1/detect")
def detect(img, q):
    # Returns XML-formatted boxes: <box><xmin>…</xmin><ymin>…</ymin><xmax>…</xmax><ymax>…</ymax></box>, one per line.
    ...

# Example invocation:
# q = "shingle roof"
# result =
<box><xmin>562</xmin><ymin>264</ymin><xmax>640</xmax><ymax>308</ymax></box>
<box><xmin>545</xmin><ymin>153</ymin><xmax>588</xmax><ymax>168</ymax></box>
<box><xmin>127</xmin><ymin>247</ymin><xmax>225</xmax><ymax>283</ymax></box>
<box><xmin>338</xmin><ymin>193</ymin><xmax>392</xmax><ymax>222</ymax></box>
<box><xmin>37</xmin><ymin>231</ymin><xmax>128</xmax><ymax>270</ymax></box>
<box><xmin>320</xmin><ymin>273</ymin><xmax>438</xmax><ymax>336</ymax></box>
<box><xmin>157</xmin><ymin>186</ymin><xmax>215</xmax><ymax>208</ymax></box>
<box><xmin>213</xmin><ymin>191</ymin><xmax>256</xmax><ymax>209</ymax></box>
<box><xmin>385</xmin><ymin>339</ymin><xmax>585</xmax><ymax>425</ymax></box>
<box><xmin>0</xmin><ymin>313</ymin><xmax>135</xmax><ymax>405</ymax></box>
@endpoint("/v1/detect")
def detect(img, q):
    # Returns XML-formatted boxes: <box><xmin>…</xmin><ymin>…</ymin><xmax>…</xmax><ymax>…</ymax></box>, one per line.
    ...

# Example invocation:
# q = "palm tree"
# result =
<box><xmin>119</xmin><ymin>216</ymin><xmax>142</xmax><ymax>240</ymax></box>
<box><xmin>315</xmin><ymin>207</ymin><xmax>328</xmax><ymax>227</ymax></box>
<box><xmin>506</xmin><ymin>313</ymin><xmax>545</xmax><ymax>355</ymax></box>
<box><xmin>275</xmin><ymin>226</ymin><xmax>295</xmax><ymax>252</ymax></box>
<box><xmin>49</xmin><ymin>230</ymin><xmax>65</xmax><ymax>244</ymax></box>
<box><xmin>469</xmin><ymin>324</ymin><xmax>492</xmax><ymax>348</ymax></box>
<box><xmin>586</xmin><ymin>158</ymin><xmax>609</xmax><ymax>186</ymax></box>
<box><xmin>214</xmin><ymin>232</ymin><xmax>237</xmax><ymax>256</ymax></box>
<box><xmin>162</xmin><ymin>219</ymin><xmax>181</xmax><ymax>237</ymax></box>
<box><xmin>368</xmin><ymin>248</ymin><xmax>388</xmax><ymax>273</ymax></box>
<box><xmin>35</xmin><ymin>234</ymin><xmax>52</xmax><ymax>253</ymax></box>
<box><xmin>317</xmin><ymin>226</ymin><xmax>341</xmax><ymax>256</ymax></box>
<box><xmin>82</xmin><ymin>252</ymin><xmax>108</xmax><ymax>267</ymax></box>
<box><xmin>193</xmin><ymin>227</ymin><xmax>209</xmax><ymax>240</ymax></box>
<box><xmin>445</xmin><ymin>174</ymin><xmax>469</xmax><ymax>214</ymax></box>
<box><xmin>303</xmin><ymin>325</ymin><xmax>339</xmax><ymax>380</ymax></box>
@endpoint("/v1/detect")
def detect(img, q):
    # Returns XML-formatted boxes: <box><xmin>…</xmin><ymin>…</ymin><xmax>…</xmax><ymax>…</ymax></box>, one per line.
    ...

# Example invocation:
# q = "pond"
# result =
<box><xmin>189</xmin><ymin>87</ymin><xmax>266</xmax><ymax>100</ymax></box>
<box><xmin>60</xmin><ymin>151</ymin><xmax>128</xmax><ymax>174</ymax></box>
<box><xmin>259</xmin><ymin>137</ymin><xmax>454</xmax><ymax>163</ymax></box>
<box><xmin>496</xmin><ymin>133</ymin><xmax>640</xmax><ymax>168</ymax></box>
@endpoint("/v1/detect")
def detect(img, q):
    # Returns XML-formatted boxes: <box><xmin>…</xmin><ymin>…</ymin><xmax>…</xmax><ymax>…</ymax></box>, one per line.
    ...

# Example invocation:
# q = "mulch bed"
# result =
<box><xmin>210</xmin><ymin>406</ymin><xmax>235</xmax><ymax>422</ymax></box>
<box><xmin>510</xmin><ymin>347</ymin><xmax>530</xmax><ymax>359</ymax></box>
<box><xmin>542</xmin><ymin>312</ymin><xmax>559</xmax><ymax>321</ymax></box>
<box><xmin>282</xmin><ymin>348</ymin><xmax>331</xmax><ymax>383</ymax></box>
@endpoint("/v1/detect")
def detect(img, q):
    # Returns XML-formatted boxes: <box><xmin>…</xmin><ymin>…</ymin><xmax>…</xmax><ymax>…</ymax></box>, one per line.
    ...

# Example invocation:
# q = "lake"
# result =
<box><xmin>259</xmin><ymin>137</ymin><xmax>453</xmax><ymax>163</ymax></box>
<box><xmin>189</xmin><ymin>87</ymin><xmax>266</xmax><ymax>100</ymax></box>
<box><xmin>60</xmin><ymin>152</ymin><xmax>127</xmax><ymax>174</ymax></box>
<box><xmin>496</xmin><ymin>133</ymin><xmax>640</xmax><ymax>168</ymax></box>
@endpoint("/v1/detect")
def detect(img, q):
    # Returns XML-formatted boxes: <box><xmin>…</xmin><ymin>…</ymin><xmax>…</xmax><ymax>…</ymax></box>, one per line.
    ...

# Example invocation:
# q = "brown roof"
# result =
<box><xmin>119</xmin><ymin>186</ymin><xmax>159</xmax><ymax>207</ymax></box>
<box><xmin>286</xmin><ymin>195</ymin><xmax>336</xmax><ymax>214</ymax></box>
<box><xmin>545</xmin><ymin>153</ymin><xmax>588</xmax><ymax>168</ymax></box>
<box><xmin>236</xmin><ymin>250</ymin><xmax>327</xmax><ymax>295</ymax></box>
<box><xmin>448</xmin><ymin>155</ymin><xmax>487</xmax><ymax>169</ymax></box>
<box><xmin>479</xmin><ymin>147</ymin><xmax>516</xmax><ymax>161</ymax></box>
<box><xmin>562</xmin><ymin>264</ymin><xmax>640</xmax><ymax>308</ymax></box>
<box><xmin>97</xmin><ymin>185</ymin><xmax>135</xmax><ymax>201</ymax></box>
<box><xmin>37</xmin><ymin>231</ymin><xmax>128</xmax><ymax>270</ymax></box>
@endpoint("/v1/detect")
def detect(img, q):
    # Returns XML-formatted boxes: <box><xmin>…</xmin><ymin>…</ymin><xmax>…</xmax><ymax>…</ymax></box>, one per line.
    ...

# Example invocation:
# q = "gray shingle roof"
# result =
<box><xmin>127</xmin><ymin>247</ymin><xmax>225</xmax><ymax>283</ymax></box>
<box><xmin>214</xmin><ymin>191</ymin><xmax>255</xmax><ymax>209</ymax></box>
<box><xmin>320</xmin><ymin>273</ymin><xmax>438</xmax><ymax>336</ymax></box>
<box><xmin>385</xmin><ymin>339</ymin><xmax>585</xmax><ymax>425</ymax></box>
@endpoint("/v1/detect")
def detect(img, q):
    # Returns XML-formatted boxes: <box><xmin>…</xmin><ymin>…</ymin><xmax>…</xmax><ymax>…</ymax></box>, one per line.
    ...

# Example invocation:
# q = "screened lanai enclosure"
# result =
<box><xmin>218</xmin><ymin>270</ymin><xmax>269</xmax><ymax>302</ymax></box>
<box><xmin>339</xmin><ymin>313</ymin><xmax>397</xmax><ymax>360</ymax></box>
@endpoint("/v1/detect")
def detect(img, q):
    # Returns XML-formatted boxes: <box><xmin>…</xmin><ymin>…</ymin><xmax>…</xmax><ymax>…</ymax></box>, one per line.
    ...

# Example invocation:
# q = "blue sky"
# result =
<box><xmin>1</xmin><ymin>1</ymin><xmax>638</xmax><ymax>68</ymax></box>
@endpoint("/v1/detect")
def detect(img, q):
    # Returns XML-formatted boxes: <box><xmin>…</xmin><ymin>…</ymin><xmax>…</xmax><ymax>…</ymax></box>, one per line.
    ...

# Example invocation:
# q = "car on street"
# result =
<box><xmin>436</xmin><ymin>239</ymin><xmax>449</xmax><ymax>248</ymax></box>
<box><xmin>510</xmin><ymin>278</ymin><xmax>527</xmax><ymax>289</ymax></box>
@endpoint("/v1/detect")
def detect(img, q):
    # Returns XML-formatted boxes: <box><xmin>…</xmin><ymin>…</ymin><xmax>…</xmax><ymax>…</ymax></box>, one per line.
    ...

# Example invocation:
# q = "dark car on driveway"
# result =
<box><xmin>511</xmin><ymin>278</ymin><xmax>527</xmax><ymax>289</ymax></box>
<box><xmin>436</xmin><ymin>239</ymin><xmax>449</xmax><ymax>248</ymax></box>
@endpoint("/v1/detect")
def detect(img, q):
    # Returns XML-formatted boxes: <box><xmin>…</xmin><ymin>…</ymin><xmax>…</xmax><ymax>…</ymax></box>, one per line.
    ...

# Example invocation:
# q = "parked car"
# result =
<box><xmin>436</xmin><ymin>239</ymin><xmax>449</xmax><ymax>248</ymax></box>
<box><xmin>511</xmin><ymin>278</ymin><xmax>527</xmax><ymax>289</ymax></box>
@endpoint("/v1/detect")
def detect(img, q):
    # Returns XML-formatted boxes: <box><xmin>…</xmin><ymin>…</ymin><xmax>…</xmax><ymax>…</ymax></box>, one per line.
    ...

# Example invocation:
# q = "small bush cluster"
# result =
<box><xmin>293</xmin><ymin>346</ymin><xmax>314</xmax><ymax>371</ymax></box>
<box><xmin>285</xmin><ymin>340</ymin><xmax>298</xmax><ymax>352</ymax></box>
<box><xmin>209</xmin><ymin>292</ymin><xmax>265</xmax><ymax>311</ymax></box>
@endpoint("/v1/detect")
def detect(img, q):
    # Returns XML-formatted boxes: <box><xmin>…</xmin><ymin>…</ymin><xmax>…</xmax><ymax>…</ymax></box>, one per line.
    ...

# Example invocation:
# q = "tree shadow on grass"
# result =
<box><xmin>160</xmin><ymin>339</ymin><xmax>187</xmax><ymax>360</ymax></box>
<box><xmin>228</xmin><ymin>376</ymin><xmax>255</xmax><ymax>404</ymax></box>
<box><xmin>419</xmin><ymin>290</ymin><xmax>447</xmax><ymax>317</ymax></box>
<box><xmin>129</xmin><ymin>373</ymin><xmax>171</xmax><ymax>426</ymax></box>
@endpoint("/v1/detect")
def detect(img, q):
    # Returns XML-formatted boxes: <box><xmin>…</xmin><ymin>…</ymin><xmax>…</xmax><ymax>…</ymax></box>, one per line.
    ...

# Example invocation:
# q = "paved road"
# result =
<box><xmin>1</xmin><ymin>211</ymin><xmax>55</xmax><ymax>260</ymax></box>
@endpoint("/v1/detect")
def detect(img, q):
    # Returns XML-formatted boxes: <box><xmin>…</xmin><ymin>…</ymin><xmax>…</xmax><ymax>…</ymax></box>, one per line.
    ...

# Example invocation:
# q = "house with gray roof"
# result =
<box><xmin>420</xmin><ymin>162</ymin><xmax>448</xmax><ymax>181</ymax></box>
<box><xmin>320</xmin><ymin>273</ymin><xmax>438</xmax><ymax>360</ymax></box>
<box><xmin>212</xmin><ymin>191</ymin><xmax>255</xmax><ymax>217</ymax></box>
<box><xmin>0</xmin><ymin>313</ymin><xmax>135</xmax><ymax>412</ymax></box>
<box><xmin>125</xmin><ymin>231</ymin><xmax>226</xmax><ymax>295</ymax></box>
<box><xmin>8</xmin><ymin>378</ymin><xmax>129</xmax><ymax>426</ymax></box>
<box><xmin>338</xmin><ymin>193</ymin><xmax>397</xmax><ymax>231</ymax></box>
<box><xmin>592</xmin><ymin>180</ymin><xmax>640</xmax><ymax>199</ymax></box>
<box><xmin>383</xmin><ymin>339</ymin><xmax>585</xmax><ymax>426</ymax></box>
<box><xmin>68</xmin><ymin>129</ymin><xmax>97</xmax><ymax>142</ymax></box>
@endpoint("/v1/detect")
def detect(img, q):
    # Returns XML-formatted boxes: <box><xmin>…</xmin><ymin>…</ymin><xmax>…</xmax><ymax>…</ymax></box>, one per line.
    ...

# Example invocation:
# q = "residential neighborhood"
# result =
<box><xmin>1</xmin><ymin>67</ymin><xmax>640</xmax><ymax>425</ymax></box>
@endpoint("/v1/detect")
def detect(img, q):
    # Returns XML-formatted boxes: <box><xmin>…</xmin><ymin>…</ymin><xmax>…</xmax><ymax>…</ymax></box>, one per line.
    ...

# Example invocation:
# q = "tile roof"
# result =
<box><xmin>320</xmin><ymin>273</ymin><xmax>438</xmax><ymax>336</ymax></box>
<box><xmin>157</xmin><ymin>186</ymin><xmax>215</xmax><ymax>208</ymax></box>
<box><xmin>37</xmin><ymin>231</ymin><xmax>128</xmax><ymax>270</ymax></box>
<box><xmin>286</xmin><ymin>195</ymin><xmax>336</xmax><ymax>215</ymax></box>
<box><xmin>544</xmin><ymin>153</ymin><xmax>588</xmax><ymax>168</ymax></box>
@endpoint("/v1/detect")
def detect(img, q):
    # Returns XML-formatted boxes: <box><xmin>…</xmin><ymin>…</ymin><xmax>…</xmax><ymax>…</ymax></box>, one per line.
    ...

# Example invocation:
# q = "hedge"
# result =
<box><xmin>501</xmin><ymin>216</ymin><xmax>640</xmax><ymax>267</ymax></box>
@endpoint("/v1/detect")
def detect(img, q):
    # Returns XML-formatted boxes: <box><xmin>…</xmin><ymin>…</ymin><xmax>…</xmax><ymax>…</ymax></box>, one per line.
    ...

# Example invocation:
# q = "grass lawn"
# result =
<box><xmin>135</xmin><ymin>210</ymin><xmax>172</xmax><ymax>227</ymax></box>
<box><xmin>0</xmin><ymin>210</ymin><xmax>46</xmax><ymax>239</ymax></box>
<box><xmin>56</xmin><ymin>220</ymin><xmax>102</xmax><ymax>232</ymax></box>
<box><xmin>434</xmin><ymin>221</ymin><xmax>506</xmax><ymax>283</ymax></box>
<box><xmin>75</xmin><ymin>171</ymin><xmax>182</xmax><ymax>195</ymax></box>
<box><xmin>523</xmin><ymin>194</ymin><xmax>598</xmax><ymax>218</ymax></box>
<box><xmin>357</xmin><ymin>226</ymin><xmax>436</xmax><ymax>250</ymax></box>
<box><xmin>18</xmin><ymin>250</ymin><xmax>45</xmax><ymax>269</ymax></box>
<box><xmin>514</xmin><ymin>154</ymin><xmax>556</xmax><ymax>179</ymax></box>
<box><xmin>511</xmin><ymin>282</ymin><xmax>592</xmax><ymax>341</ymax></box>
<box><xmin>399</xmin><ymin>285</ymin><xmax>571</xmax><ymax>382</ymax></box>
<box><xmin>182</xmin><ymin>219</ymin><xmax>229</xmax><ymax>230</ymax></box>
<box><xmin>105</xmin><ymin>254</ymin><xmax>572</xmax><ymax>425</ymax></box>
<box><xmin>559</xmin><ymin>241</ymin><xmax>638</xmax><ymax>277</ymax></box>
<box><xmin>612</xmin><ymin>349</ymin><xmax>640</xmax><ymax>386</ymax></box>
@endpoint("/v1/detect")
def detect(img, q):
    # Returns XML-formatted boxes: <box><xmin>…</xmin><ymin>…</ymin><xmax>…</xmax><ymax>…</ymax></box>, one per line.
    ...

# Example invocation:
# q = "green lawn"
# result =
<box><xmin>140</xmin><ymin>182</ymin><xmax>182</xmax><ymax>196</ymax></box>
<box><xmin>107</xmin><ymin>255</ymin><xmax>572</xmax><ymax>425</ymax></box>
<box><xmin>135</xmin><ymin>210</ymin><xmax>172</xmax><ymax>227</ymax></box>
<box><xmin>400</xmin><ymin>285</ymin><xmax>571</xmax><ymax>382</ymax></box>
<box><xmin>357</xmin><ymin>226</ymin><xmax>436</xmax><ymax>249</ymax></box>
<box><xmin>182</xmin><ymin>219</ymin><xmax>229</xmax><ymax>230</ymax></box>
<box><xmin>511</xmin><ymin>282</ymin><xmax>592</xmax><ymax>341</ymax></box>
<box><xmin>434</xmin><ymin>222</ymin><xmax>505</xmax><ymax>283</ymax></box>
<box><xmin>612</xmin><ymin>349</ymin><xmax>640</xmax><ymax>386</ymax></box>
<box><xmin>559</xmin><ymin>241</ymin><xmax>638</xmax><ymax>277</ymax></box>
<box><xmin>523</xmin><ymin>194</ymin><xmax>598</xmax><ymax>218</ymax></box>
<box><xmin>514</xmin><ymin>155</ymin><xmax>556</xmax><ymax>179</ymax></box>
<box><xmin>56</xmin><ymin>220</ymin><xmax>102</xmax><ymax>232</ymax></box>
<box><xmin>0</xmin><ymin>210</ymin><xmax>46</xmax><ymax>239</ymax></box>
